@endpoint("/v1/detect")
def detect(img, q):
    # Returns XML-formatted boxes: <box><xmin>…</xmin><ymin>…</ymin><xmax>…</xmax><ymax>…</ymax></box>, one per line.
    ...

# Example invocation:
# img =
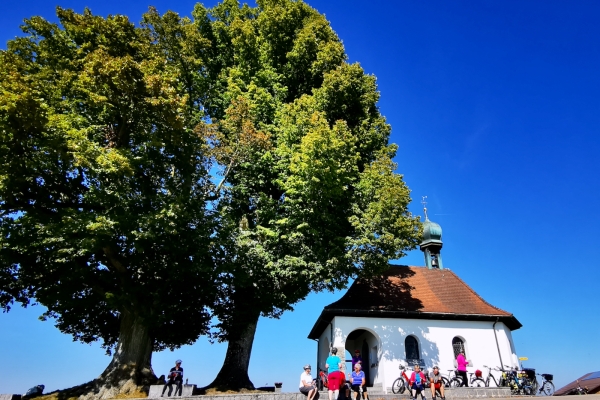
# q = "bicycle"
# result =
<box><xmin>468</xmin><ymin>371</ymin><xmax>486</xmax><ymax>387</ymax></box>
<box><xmin>536</xmin><ymin>373</ymin><xmax>555</xmax><ymax>396</ymax></box>
<box><xmin>504</xmin><ymin>365</ymin><xmax>535</xmax><ymax>395</ymax></box>
<box><xmin>449</xmin><ymin>370</ymin><xmax>484</xmax><ymax>387</ymax></box>
<box><xmin>392</xmin><ymin>365</ymin><xmax>412</xmax><ymax>394</ymax></box>
<box><xmin>446</xmin><ymin>370</ymin><xmax>463</xmax><ymax>387</ymax></box>
<box><xmin>481</xmin><ymin>366</ymin><xmax>504</xmax><ymax>387</ymax></box>
<box><xmin>316</xmin><ymin>368</ymin><xmax>328</xmax><ymax>391</ymax></box>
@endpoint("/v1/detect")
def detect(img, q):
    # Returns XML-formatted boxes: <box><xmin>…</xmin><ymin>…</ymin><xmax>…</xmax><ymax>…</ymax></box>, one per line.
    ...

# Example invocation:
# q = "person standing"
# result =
<box><xmin>351</xmin><ymin>350</ymin><xmax>363</xmax><ymax>371</ymax></box>
<box><xmin>429</xmin><ymin>366</ymin><xmax>446</xmax><ymax>400</ymax></box>
<box><xmin>161</xmin><ymin>359</ymin><xmax>184</xmax><ymax>397</ymax></box>
<box><xmin>325</xmin><ymin>348</ymin><xmax>343</xmax><ymax>400</ymax></box>
<box><xmin>351</xmin><ymin>363</ymin><xmax>368</xmax><ymax>400</ymax></box>
<box><xmin>299</xmin><ymin>364</ymin><xmax>319</xmax><ymax>400</ymax></box>
<box><xmin>456</xmin><ymin>351</ymin><xmax>469</xmax><ymax>387</ymax></box>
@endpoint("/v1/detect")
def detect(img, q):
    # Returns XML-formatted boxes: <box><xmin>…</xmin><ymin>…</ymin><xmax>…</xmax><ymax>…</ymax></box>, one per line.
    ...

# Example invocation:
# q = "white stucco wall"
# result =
<box><xmin>318</xmin><ymin>316</ymin><xmax>518</xmax><ymax>392</ymax></box>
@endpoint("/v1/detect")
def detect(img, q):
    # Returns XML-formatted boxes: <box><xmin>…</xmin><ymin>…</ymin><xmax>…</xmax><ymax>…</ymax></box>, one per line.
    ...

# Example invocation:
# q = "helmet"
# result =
<box><xmin>355</xmin><ymin>364</ymin><xmax>362</xmax><ymax>370</ymax></box>
<box><xmin>304</xmin><ymin>364</ymin><xmax>311</xmax><ymax>370</ymax></box>
<box><xmin>331</xmin><ymin>348</ymin><xmax>337</xmax><ymax>354</ymax></box>
<box><xmin>175</xmin><ymin>359</ymin><xmax>182</xmax><ymax>364</ymax></box>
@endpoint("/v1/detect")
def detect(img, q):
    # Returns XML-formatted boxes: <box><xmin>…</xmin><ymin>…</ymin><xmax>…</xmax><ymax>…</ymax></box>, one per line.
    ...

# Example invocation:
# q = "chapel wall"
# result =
<box><xmin>331</xmin><ymin>316</ymin><xmax>519</xmax><ymax>392</ymax></box>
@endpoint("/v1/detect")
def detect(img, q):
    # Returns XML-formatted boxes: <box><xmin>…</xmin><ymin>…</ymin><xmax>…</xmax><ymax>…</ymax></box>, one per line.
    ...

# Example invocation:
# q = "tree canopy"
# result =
<box><xmin>0</xmin><ymin>0</ymin><xmax>421</xmax><ymax>396</ymax></box>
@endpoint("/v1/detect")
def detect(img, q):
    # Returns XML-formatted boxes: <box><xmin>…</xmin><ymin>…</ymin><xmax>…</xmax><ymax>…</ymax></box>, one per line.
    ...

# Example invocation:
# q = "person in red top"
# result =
<box><xmin>409</xmin><ymin>364</ymin><xmax>427</xmax><ymax>400</ymax></box>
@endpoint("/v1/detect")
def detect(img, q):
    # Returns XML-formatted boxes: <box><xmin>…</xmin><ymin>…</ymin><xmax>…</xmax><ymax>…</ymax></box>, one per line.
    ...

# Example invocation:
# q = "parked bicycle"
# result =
<box><xmin>566</xmin><ymin>380</ymin><xmax>588</xmax><ymax>395</ymax></box>
<box><xmin>481</xmin><ymin>365</ymin><xmax>504</xmax><ymax>387</ymax></box>
<box><xmin>448</xmin><ymin>370</ymin><xmax>484</xmax><ymax>387</ymax></box>
<box><xmin>504</xmin><ymin>365</ymin><xmax>535</xmax><ymax>395</ymax></box>
<box><xmin>469</xmin><ymin>370</ymin><xmax>486</xmax><ymax>387</ymax></box>
<box><xmin>536</xmin><ymin>373</ymin><xmax>555</xmax><ymax>396</ymax></box>
<box><xmin>316</xmin><ymin>368</ymin><xmax>328</xmax><ymax>391</ymax></box>
<box><xmin>392</xmin><ymin>365</ymin><xmax>412</xmax><ymax>394</ymax></box>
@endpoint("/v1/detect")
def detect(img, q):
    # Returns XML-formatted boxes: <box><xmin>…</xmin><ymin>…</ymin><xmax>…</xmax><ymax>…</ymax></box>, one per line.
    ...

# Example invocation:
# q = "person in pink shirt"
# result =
<box><xmin>456</xmin><ymin>351</ymin><xmax>469</xmax><ymax>387</ymax></box>
<box><xmin>409</xmin><ymin>364</ymin><xmax>427</xmax><ymax>400</ymax></box>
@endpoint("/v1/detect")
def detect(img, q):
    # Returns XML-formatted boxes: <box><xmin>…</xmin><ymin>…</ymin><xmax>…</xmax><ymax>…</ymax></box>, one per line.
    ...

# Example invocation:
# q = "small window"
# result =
<box><xmin>405</xmin><ymin>336</ymin><xmax>420</xmax><ymax>360</ymax></box>
<box><xmin>452</xmin><ymin>337</ymin><xmax>465</xmax><ymax>358</ymax></box>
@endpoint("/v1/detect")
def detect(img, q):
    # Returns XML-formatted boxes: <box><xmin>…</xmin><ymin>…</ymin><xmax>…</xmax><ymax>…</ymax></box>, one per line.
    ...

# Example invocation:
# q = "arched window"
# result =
<box><xmin>405</xmin><ymin>336</ymin><xmax>420</xmax><ymax>360</ymax></box>
<box><xmin>452</xmin><ymin>337</ymin><xmax>465</xmax><ymax>358</ymax></box>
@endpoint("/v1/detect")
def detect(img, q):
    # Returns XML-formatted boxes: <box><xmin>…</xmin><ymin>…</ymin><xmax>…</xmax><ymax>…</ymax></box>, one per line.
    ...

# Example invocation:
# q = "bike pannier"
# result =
<box><xmin>522</xmin><ymin>368</ymin><xmax>535</xmax><ymax>380</ymax></box>
<box><xmin>475</xmin><ymin>370</ymin><xmax>482</xmax><ymax>378</ymax></box>
<box><xmin>542</xmin><ymin>374</ymin><xmax>553</xmax><ymax>381</ymax></box>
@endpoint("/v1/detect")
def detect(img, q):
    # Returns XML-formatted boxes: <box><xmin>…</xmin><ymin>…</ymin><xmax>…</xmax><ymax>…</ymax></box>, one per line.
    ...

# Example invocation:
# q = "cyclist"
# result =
<box><xmin>409</xmin><ymin>364</ymin><xmax>427</xmax><ymax>400</ymax></box>
<box><xmin>350</xmin><ymin>363</ymin><xmax>368</xmax><ymax>400</ymax></box>
<box><xmin>351</xmin><ymin>350</ymin><xmax>363</xmax><ymax>371</ymax></box>
<box><xmin>429</xmin><ymin>366</ymin><xmax>446</xmax><ymax>400</ymax></box>
<box><xmin>325</xmin><ymin>348</ymin><xmax>343</xmax><ymax>400</ymax></box>
<box><xmin>161</xmin><ymin>359</ymin><xmax>183</xmax><ymax>397</ymax></box>
<box><xmin>299</xmin><ymin>364</ymin><xmax>319</xmax><ymax>400</ymax></box>
<box><xmin>456</xmin><ymin>351</ymin><xmax>469</xmax><ymax>387</ymax></box>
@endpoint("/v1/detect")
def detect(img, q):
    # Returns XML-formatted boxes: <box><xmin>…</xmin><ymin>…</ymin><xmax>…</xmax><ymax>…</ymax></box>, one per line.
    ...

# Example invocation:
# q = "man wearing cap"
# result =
<box><xmin>429</xmin><ymin>366</ymin><xmax>446</xmax><ymax>400</ymax></box>
<box><xmin>162</xmin><ymin>359</ymin><xmax>184</xmax><ymax>397</ymax></box>
<box><xmin>299</xmin><ymin>364</ymin><xmax>319</xmax><ymax>400</ymax></box>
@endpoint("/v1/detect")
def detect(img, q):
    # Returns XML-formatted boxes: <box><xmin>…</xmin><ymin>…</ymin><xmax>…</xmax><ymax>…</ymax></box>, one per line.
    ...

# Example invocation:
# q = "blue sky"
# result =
<box><xmin>1</xmin><ymin>0</ymin><xmax>599</xmax><ymax>395</ymax></box>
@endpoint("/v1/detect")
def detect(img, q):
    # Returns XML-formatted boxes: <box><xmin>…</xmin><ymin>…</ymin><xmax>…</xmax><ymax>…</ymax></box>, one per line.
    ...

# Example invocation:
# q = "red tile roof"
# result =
<box><xmin>308</xmin><ymin>265</ymin><xmax>521</xmax><ymax>339</ymax></box>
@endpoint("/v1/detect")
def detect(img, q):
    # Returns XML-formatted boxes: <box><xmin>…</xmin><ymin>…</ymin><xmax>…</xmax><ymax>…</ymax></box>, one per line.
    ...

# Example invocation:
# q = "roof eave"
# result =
<box><xmin>307</xmin><ymin>308</ymin><xmax>522</xmax><ymax>339</ymax></box>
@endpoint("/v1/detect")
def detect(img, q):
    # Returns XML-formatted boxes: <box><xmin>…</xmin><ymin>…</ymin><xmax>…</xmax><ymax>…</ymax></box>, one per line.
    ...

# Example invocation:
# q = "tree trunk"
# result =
<box><xmin>207</xmin><ymin>312</ymin><xmax>260</xmax><ymax>391</ymax></box>
<box><xmin>77</xmin><ymin>311</ymin><xmax>156</xmax><ymax>400</ymax></box>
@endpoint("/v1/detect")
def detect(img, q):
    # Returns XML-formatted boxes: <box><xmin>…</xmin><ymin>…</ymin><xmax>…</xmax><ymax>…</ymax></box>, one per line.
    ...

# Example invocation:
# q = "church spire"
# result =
<box><xmin>419</xmin><ymin>196</ymin><xmax>444</xmax><ymax>270</ymax></box>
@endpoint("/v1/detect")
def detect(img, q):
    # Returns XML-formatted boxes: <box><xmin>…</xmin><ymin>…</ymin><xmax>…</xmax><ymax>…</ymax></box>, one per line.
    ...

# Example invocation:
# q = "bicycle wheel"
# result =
<box><xmin>531</xmin><ymin>378</ymin><xmax>539</xmax><ymax>394</ymax></box>
<box><xmin>441</xmin><ymin>377</ymin><xmax>450</xmax><ymax>388</ymax></box>
<box><xmin>450</xmin><ymin>378</ymin><xmax>462</xmax><ymax>388</ymax></box>
<box><xmin>392</xmin><ymin>378</ymin><xmax>405</xmax><ymax>394</ymax></box>
<box><xmin>542</xmin><ymin>381</ymin><xmax>555</xmax><ymax>396</ymax></box>
<box><xmin>472</xmin><ymin>378</ymin><xmax>486</xmax><ymax>388</ymax></box>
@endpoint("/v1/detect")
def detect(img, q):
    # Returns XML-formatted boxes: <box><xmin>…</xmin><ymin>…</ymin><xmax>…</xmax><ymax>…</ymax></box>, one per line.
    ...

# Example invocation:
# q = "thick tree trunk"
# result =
<box><xmin>207</xmin><ymin>312</ymin><xmax>260</xmax><ymax>391</ymax></box>
<box><xmin>77</xmin><ymin>311</ymin><xmax>156</xmax><ymax>400</ymax></box>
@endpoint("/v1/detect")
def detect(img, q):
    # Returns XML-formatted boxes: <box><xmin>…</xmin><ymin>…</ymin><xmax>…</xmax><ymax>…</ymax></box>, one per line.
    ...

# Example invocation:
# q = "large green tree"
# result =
<box><xmin>0</xmin><ymin>7</ymin><xmax>219</xmax><ymax>398</ymax></box>
<box><xmin>191</xmin><ymin>0</ymin><xmax>422</xmax><ymax>389</ymax></box>
<box><xmin>0</xmin><ymin>0</ymin><xmax>422</xmax><ymax>396</ymax></box>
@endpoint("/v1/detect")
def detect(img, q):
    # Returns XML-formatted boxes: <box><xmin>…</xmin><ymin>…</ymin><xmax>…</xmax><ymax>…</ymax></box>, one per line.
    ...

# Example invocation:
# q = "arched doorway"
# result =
<box><xmin>345</xmin><ymin>329</ymin><xmax>380</xmax><ymax>386</ymax></box>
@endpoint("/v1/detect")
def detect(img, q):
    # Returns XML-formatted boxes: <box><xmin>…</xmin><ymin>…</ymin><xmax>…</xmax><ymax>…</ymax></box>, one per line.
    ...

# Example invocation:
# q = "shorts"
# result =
<box><xmin>433</xmin><ymin>382</ymin><xmax>441</xmax><ymax>390</ymax></box>
<box><xmin>328</xmin><ymin>371</ymin><xmax>344</xmax><ymax>391</ymax></box>
<box><xmin>300</xmin><ymin>386</ymin><xmax>316</xmax><ymax>395</ymax></box>
<box><xmin>351</xmin><ymin>385</ymin><xmax>367</xmax><ymax>393</ymax></box>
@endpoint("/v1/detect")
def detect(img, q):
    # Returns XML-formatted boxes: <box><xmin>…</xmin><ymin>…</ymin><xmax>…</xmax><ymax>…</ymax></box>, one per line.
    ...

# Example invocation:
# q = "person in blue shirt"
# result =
<box><xmin>351</xmin><ymin>363</ymin><xmax>368</xmax><ymax>400</ymax></box>
<box><xmin>325</xmin><ymin>348</ymin><xmax>343</xmax><ymax>400</ymax></box>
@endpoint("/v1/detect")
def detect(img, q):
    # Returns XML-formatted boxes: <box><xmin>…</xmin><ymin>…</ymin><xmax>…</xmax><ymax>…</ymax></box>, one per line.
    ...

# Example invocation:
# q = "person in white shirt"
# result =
<box><xmin>299</xmin><ymin>364</ymin><xmax>319</xmax><ymax>400</ymax></box>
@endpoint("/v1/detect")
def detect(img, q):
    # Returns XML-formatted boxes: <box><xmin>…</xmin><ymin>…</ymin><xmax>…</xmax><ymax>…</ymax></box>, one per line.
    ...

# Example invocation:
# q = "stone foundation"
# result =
<box><xmin>142</xmin><ymin>387</ymin><xmax>510</xmax><ymax>400</ymax></box>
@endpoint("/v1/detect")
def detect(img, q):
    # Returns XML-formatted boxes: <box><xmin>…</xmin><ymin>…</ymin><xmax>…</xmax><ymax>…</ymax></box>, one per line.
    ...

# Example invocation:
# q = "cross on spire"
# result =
<box><xmin>421</xmin><ymin>196</ymin><xmax>429</xmax><ymax>221</ymax></box>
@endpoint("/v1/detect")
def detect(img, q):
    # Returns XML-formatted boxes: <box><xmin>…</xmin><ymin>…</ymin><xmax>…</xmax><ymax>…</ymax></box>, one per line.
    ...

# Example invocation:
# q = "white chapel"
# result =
<box><xmin>307</xmin><ymin>209</ymin><xmax>522</xmax><ymax>392</ymax></box>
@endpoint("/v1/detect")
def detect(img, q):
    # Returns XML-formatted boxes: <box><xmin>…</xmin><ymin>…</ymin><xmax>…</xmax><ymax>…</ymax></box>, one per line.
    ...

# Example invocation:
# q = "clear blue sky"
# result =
<box><xmin>1</xmin><ymin>0</ymin><xmax>599</xmax><ymax>395</ymax></box>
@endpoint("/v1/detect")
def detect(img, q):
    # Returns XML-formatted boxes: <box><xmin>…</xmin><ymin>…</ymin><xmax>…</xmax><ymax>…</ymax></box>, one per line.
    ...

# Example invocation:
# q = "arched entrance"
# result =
<box><xmin>345</xmin><ymin>329</ymin><xmax>380</xmax><ymax>386</ymax></box>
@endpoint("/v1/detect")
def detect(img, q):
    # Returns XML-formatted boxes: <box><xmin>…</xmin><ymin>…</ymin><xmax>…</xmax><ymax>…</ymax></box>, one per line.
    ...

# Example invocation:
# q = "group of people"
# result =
<box><xmin>408</xmin><ymin>364</ymin><xmax>446</xmax><ymax>400</ymax></box>
<box><xmin>300</xmin><ymin>348</ymin><xmax>472</xmax><ymax>400</ymax></box>
<box><xmin>299</xmin><ymin>348</ymin><xmax>369</xmax><ymax>400</ymax></box>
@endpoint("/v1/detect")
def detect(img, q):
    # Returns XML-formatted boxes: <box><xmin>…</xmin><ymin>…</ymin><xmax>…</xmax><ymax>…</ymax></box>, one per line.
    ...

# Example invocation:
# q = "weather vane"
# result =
<box><xmin>421</xmin><ymin>196</ymin><xmax>429</xmax><ymax>220</ymax></box>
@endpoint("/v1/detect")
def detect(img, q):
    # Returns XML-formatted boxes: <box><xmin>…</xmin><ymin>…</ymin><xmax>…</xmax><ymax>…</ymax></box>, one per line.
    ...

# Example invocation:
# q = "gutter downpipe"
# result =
<box><xmin>330</xmin><ymin>322</ymin><xmax>334</xmax><ymax>351</ymax></box>
<box><xmin>312</xmin><ymin>338</ymin><xmax>319</xmax><ymax>371</ymax></box>
<box><xmin>493</xmin><ymin>318</ymin><xmax>504</xmax><ymax>370</ymax></box>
